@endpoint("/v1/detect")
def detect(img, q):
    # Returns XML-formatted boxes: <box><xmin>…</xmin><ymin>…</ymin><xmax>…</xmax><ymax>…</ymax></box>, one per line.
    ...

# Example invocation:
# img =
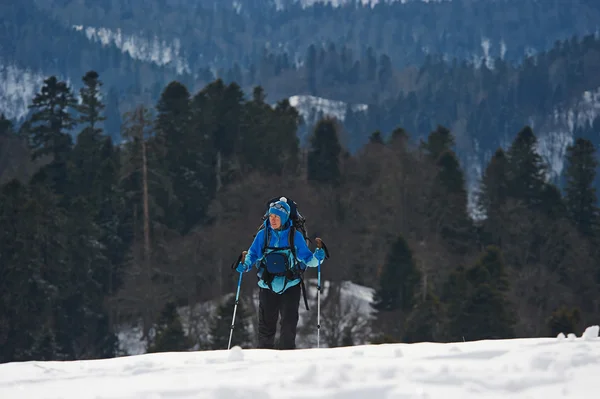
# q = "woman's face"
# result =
<box><xmin>269</xmin><ymin>213</ymin><xmax>281</xmax><ymax>229</ymax></box>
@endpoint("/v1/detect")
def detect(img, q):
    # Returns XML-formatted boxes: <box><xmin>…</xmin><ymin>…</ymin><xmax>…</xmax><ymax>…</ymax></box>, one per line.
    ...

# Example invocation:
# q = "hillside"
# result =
<box><xmin>3</xmin><ymin>0</ymin><xmax>600</xmax><ymax>140</ymax></box>
<box><xmin>1</xmin><ymin>326</ymin><xmax>599</xmax><ymax>398</ymax></box>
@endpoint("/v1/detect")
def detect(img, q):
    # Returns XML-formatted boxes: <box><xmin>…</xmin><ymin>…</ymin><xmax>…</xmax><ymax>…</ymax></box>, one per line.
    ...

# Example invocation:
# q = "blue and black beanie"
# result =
<box><xmin>268</xmin><ymin>197</ymin><xmax>291</xmax><ymax>226</ymax></box>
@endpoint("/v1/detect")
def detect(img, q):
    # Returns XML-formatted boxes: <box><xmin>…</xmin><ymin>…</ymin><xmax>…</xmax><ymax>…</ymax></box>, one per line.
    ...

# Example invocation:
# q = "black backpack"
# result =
<box><xmin>258</xmin><ymin>196</ymin><xmax>310</xmax><ymax>247</ymax></box>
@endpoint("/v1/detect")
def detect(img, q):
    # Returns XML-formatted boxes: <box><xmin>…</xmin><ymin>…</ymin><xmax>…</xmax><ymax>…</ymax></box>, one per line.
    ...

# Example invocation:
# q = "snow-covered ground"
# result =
<box><xmin>1</xmin><ymin>325</ymin><xmax>598</xmax><ymax>398</ymax></box>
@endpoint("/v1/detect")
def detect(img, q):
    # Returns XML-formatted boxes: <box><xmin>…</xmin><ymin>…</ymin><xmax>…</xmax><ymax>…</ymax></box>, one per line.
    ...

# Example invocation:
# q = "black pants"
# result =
<box><xmin>258</xmin><ymin>283</ymin><xmax>301</xmax><ymax>349</ymax></box>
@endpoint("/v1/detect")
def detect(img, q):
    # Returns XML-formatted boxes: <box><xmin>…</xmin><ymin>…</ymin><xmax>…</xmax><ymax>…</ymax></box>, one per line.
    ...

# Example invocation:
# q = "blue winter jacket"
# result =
<box><xmin>244</xmin><ymin>221</ymin><xmax>322</xmax><ymax>293</ymax></box>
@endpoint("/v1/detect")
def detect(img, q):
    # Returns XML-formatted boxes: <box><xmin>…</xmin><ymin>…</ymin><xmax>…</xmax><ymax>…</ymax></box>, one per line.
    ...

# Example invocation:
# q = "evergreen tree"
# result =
<box><xmin>441</xmin><ymin>265</ymin><xmax>469</xmax><ymax>342</ymax></box>
<box><xmin>190</xmin><ymin>79</ymin><xmax>244</xmax><ymax>193</ymax></box>
<box><xmin>77</xmin><ymin>70</ymin><xmax>106</xmax><ymax>129</ymax></box>
<box><xmin>428</xmin><ymin>149</ymin><xmax>472</xmax><ymax>253</ymax></box>
<box><xmin>154</xmin><ymin>80</ymin><xmax>193</xmax><ymax>232</ymax></box>
<box><xmin>147</xmin><ymin>302</ymin><xmax>191</xmax><ymax>353</ymax></box>
<box><xmin>371</xmin><ymin>235</ymin><xmax>421</xmax><ymax>340</ymax></box>
<box><xmin>505</xmin><ymin>126</ymin><xmax>547</xmax><ymax>208</ymax></box>
<box><xmin>421</xmin><ymin>125</ymin><xmax>454</xmax><ymax>161</ymax></box>
<box><xmin>71</xmin><ymin>71</ymin><xmax>125</xmax><ymax>296</ymax></box>
<box><xmin>447</xmin><ymin>246</ymin><xmax>516</xmax><ymax>341</ymax></box>
<box><xmin>0</xmin><ymin>114</ymin><xmax>13</xmax><ymax>136</ymax></box>
<box><xmin>563</xmin><ymin>138</ymin><xmax>599</xmax><ymax>237</ymax></box>
<box><xmin>26</xmin><ymin>76</ymin><xmax>76</xmax><ymax>193</ymax></box>
<box><xmin>238</xmin><ymin>87</ymin><xmax>301</xmax><ymax>177</ymax></box>
<box><xmin>27</xmin><ymin>76</ymin><xmax>76</xmax><ymax>160</ymax></box>
<box><xmin>307</xmin><ymin>117</ymin><xmax>342</xmax><ymax>186</ymax></box>
<box><xmin>0</xmin><ymin>181</ymin><xmax>48</xmax><ymax>362</ymax></box>
<box><xmin>403</xmin><ymin>290</ymin><xmax>444</xmax><ymax>343</ymax></box>
<box><xmin>476</xmin><ymin>148</ymin><xmax>510</xmax><ymax>247</ymax></box>
<box><xmin>547</xmin><ymin>306</ymin><xmax>581</xmax><ymax>337</ymax></box>
<box><xmin>209</xmin><ymin>295</ymin><xmax>251</xmax><ymax>350</ymax></box>
<box><xmin>477</xmin><ymin>148</ymin><xmax>509</xmax><ymax>218</ymax></box>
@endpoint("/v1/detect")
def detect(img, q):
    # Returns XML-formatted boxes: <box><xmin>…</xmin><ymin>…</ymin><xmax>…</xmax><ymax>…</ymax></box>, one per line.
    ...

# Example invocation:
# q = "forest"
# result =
<box><xmin>1</xmin><ymin>41</ymin><xmax>598</xmax><ymax>360</ymax></box>
<box><xmin>4</xmin><ymin>0</ymin><xmax>600</xmax><ymax>147</ymax></box>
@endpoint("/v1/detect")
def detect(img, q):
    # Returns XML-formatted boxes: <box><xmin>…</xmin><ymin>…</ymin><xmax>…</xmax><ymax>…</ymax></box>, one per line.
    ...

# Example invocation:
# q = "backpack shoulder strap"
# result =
<box><xmin>289</xmin><ymin>225</ymin><xmax>296</xmax><ymax>260</ymax></box>
<box><xmin>263</xmin><ymin>222</ymin><xmax>270</xmax><ymax>253</ymax></box>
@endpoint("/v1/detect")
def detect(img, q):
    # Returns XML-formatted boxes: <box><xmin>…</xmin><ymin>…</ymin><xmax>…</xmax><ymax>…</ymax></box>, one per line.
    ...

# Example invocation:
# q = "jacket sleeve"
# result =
<box><xmin>245</xmin><ymin>229</ymin><xmax>266</xmax><ymax>270</ymax></box>
<box><xmin>293</xmin><ymin>230</ymin><xmax>322</xmax><ymax>268</ymax></box>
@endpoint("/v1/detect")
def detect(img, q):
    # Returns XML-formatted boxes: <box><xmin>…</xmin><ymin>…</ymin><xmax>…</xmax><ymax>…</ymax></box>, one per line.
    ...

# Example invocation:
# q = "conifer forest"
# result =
<box><xmin>1</xmin><ymin>7</ymin><xmax>600</xmax><ymax>362</ymax></box>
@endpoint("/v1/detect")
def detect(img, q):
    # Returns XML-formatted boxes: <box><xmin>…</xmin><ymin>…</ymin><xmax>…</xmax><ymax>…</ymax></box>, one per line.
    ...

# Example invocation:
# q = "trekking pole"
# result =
<box><xmin>315</xmin><ymin>238</ymin><xmax>323</xmax><ymax>348</ymax></box>
<box><xmin>228</xmin><ymin>251</ymin><xmax>247</xmax><ymax>350</ymax></box>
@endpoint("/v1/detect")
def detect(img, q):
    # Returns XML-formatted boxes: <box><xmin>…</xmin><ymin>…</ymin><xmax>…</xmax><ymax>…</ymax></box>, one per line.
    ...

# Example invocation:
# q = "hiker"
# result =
<box><xmin>236</xmin><ymin>197</ymin><xmax>326</xmax><ymax>349</ymax></box>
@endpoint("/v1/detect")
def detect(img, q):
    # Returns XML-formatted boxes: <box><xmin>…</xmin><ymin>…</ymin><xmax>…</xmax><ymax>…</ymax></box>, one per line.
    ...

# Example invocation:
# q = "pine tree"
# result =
<box><xmin>191</xmin><ymin>79</ymin><xmax>244</xmax><ymax>194</ymax></box>
<box><xmin>563</xmin><ymin>138</ymin><xmax>599</xmax><ymax>237</ymax></box>
<box><xmin>27</xmin><ymin>76</ymin><xmax>77</xmax><ymax>193</ymax></box>
<box><xmin>448</xmin><ymin>246</ymin><xmax>516</xmax><ymax>341</ymax></box>
<box><xmin>428</xmin><ymin>149</ymin><xmax>472</xmax><ymax>253</ymax></box>
<box><xmin>154</xmin><ymin>81</ymin><xmax>193</xmax><ymax>232</ymax></box>
<box><xmin>307</xmin><ymin>117</ymin><xmax>342</xmax><ymax>186</ymax></box>
<box><xmin>78</xmin><ymin>71</ymin><xmax>106</xmax><ymax>129</ymax></box>
<box><xmin>209</xmin><ymin>295</ymin><xmax>251</xmax><ymax>350</ymax></box>
<box><xmin>0</xmin><ymin>180</ymin><xmax>49</xmax><ymax>362</ymax></box>
<box><xmin>0</xmin><ymin>113</ymin><xmax>13</xmax><ymax>136</ymax></box>
<box><xmin>403</xmin><ymin>289</ymin><xmax>444</xmax><ymax>343</ymax></box>
<box><xmin>476</xmin><ymin>148</ymin><xmax>511</xmax><ymax>247</ymax></box>
<box><xmin>238</xmin><ymin>87</ymin><xmax>301</xmax><ymax>177</ymax></box>
<box><xmin>371</xmin><ymin>235</ymin><xmax>421</xmax><ymax>340</ymax></box>
<box><xmin>547</xmin><ymin>306</ymin><xmax>581</xmax><ymax>337</ymax></box>
<box><xmin>477</xmin><ymin>148</ymin><xmax>509</xmax><ymax>219</ymax></box>
<box><xmin>421</xmin><ymin>125</ymin><xmax>454</xmax><ymax>161</ymax></box>
<box><xmin>27</xmin><ymin>76</ymin><xmax>76</xmax><ymax>161</ymax></box>
<box><xmin>505</xmin><ymin>126</ymin><xmax>547</xmax><ymax>207</ymax></box>
<box><xmin>147</xmin><ymin>302</ymin><xmax>191</xmax><ymax>353</ymax></box>
<box><xmin>71</xmin><ymin>71</ymin><xmax>126</xmax><ymax>296</ymax></box>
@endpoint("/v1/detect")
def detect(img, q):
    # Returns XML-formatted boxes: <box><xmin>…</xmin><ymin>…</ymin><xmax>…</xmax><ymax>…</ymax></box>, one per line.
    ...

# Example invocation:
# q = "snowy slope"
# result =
<box><xmin>0</xmin><ymin>62</ymin><xmax>46</xmax><ymax>120</ymax></box>
<box><xmin>1</xmin><ymin>325</ymin><xmax>598</xmax><ymax>399</ymax></box>
<box><xmin>72</xmin><ymin>25</ymin><xmax>191</xmax><ymax>75</ymax></box>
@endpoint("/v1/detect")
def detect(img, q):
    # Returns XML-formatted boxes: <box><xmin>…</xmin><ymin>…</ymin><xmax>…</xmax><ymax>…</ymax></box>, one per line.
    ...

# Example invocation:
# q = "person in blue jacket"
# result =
<box><xmin>236</xmin><ymin>197</ymin><xmax>326</xmax><ymax>349</ymax></box>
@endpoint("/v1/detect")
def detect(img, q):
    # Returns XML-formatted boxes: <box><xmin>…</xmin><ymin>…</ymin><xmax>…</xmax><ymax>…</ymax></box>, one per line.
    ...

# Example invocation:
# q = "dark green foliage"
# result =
<box><xmin>371</xmin><ymin>235</ymin><xmax>421</xmax><ymax>341</ymax></box>
<box><xmin>372</xmin><ymin>235</ymin><xmax>421</xmax><ymax>313</ymax></box>
<box><xmin>78</xmin><ymin>71</ymin><xmax>106</xmax><ymax>129</ymax></box>
<box><xmin>426</xmin><ymin>142</ymin><xmax>473</xmax><ymax>253</ymax></box>
<box><xmin>403</xmin><ymin>290</ymin><xmax>444</xmax><ymax>343</ymax></box>
<box><xmin>476</xmin><ymin>148</ymin><xmax>510</xmax><ymax>245</ymax></box>
<box><xmin>547</xmin><ymin>306</ymin><xmax>582</xmax><ymax>337</ymax></box>
<box><xmin>27</xmin><ymin>76</ymin><xmax>76</xmax><ymax>161</ymax></box>
<box><xmin>238</xmin><ymin>87</ymin><xmax>301</xmax><ymax>177</ymax></box>
<box><xmin>422</xmin><ymin>125</ymin><xmax>455</xmax><ymax>161</ymax></box>
<box><xmin>147</xmin><ymin>302</ymin><xmax>192</xmax><ymax>353</ymax></box>
<box><xmin>505</xmin><ymin>126</ymin><xmax>547</xmax><ymax>207</ymax></box>
<box><xmin>0</xmin><ymin>114</ymin><xmax>13</xmax><ymax>136</ymax></box>
<box><xmin>307</xmin><ymin>118</ymin><xmax>342</xmax><ymax>186</ymax></box>
<box><xmin>209</xmin><ymin>295</ymin><xmax>251</xmax><ymax>350</ymax></box>
<box><xmin>154</xmin><ymin>80</ymin><xmax>194</xmax><ymax>233</ymax></box>
<box><xmin>563</xmin><ymin>138</ymin><xmax>599</xmax><ymax>237</ymax></box>
<box><xmin>444</xmin><ymin>246</ymin><xmax>516</xmax><ymax>341</ymax></box>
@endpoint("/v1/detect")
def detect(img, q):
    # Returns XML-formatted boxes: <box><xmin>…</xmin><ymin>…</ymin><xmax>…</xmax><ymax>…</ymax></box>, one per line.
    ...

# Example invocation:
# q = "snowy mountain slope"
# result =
<box><xmin>1</xmin><ymin>325</ymin><xmax>598</xmax><ymax>399</ymax></box>
<box><xmin>463</xmin><ymin>86</ymin><xmax>600</xmax><ymax>219</ymax></box>
<box><xmin>289</xmin><ymin>95</ymin><xmax>368</xmax><ymax>122</ymax></box>
<box><xmin>72</xmin><ymin>25</ymin><xmax>191</xmax><ymax>75</ymax></box>
<box><xmin>534</xmin><ymin>87</ymin><xmax>600</xmax><ymax>179</ymax></box>
<box><xmin>0</xmin><ymin>62</ymin><xmax>47</xmax><ymax>121</ymax></box>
